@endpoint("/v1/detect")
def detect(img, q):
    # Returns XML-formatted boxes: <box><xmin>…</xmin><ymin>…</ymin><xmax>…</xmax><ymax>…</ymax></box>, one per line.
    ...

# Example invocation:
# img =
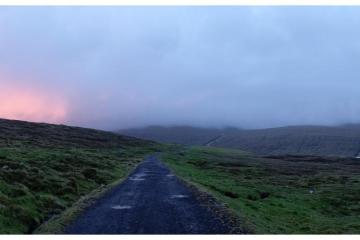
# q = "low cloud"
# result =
<box><xmin>0</xmin><ymin>6</ymin><xmax>359</xmax><ymax>130</ymax></box>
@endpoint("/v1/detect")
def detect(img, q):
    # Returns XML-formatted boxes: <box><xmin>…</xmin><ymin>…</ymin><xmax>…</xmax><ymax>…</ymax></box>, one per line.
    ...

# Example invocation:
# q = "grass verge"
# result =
<box><xmin>0</xmin><ymin>140</ymin><xmax>159</xmax><ymax>233</ymax></box>
<box><xmin>162</xmin><ymin>145</ymin><xmax>360</xmax><ymax>234</ymax></box>
<box><xmin>33</xmin><ymin>157</ymin><xmax>143</xmax><ymax>234</ymax></box>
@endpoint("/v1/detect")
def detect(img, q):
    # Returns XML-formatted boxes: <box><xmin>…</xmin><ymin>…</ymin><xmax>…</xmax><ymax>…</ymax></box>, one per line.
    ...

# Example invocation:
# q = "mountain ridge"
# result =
<box><xmin>119</xmin><ymin>124</ymin><xmax>360</xmax><ymax>157</ymax></box>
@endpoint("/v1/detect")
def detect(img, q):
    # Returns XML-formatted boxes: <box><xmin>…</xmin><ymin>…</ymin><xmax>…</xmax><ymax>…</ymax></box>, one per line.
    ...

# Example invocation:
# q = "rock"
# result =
<box><xmin>259</xmin><ymin>192</ymin><xmax>270</xmax><ymax>199</ymax></box>
<box><xmin>224</xmin><ymin>191</ymin><xmax>239</xmax><ymax>198</ymax></box>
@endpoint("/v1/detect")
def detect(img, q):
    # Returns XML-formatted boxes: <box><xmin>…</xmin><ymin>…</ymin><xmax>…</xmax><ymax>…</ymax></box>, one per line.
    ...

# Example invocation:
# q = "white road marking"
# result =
<box><xmin>166</xmin><ymin>174</ymin><xmax>175</xmax><ymax>177</ymax></box>
<box><xmin>171</xmin><ymin>194</ymin><xmax>188</xmax><ymax>199</ymax></box>
<box><xmin>134</xmin><ymin>173</ymin><xmax>147</xmax><ymax>178</ymax></box>
<box><xmin>111</xmin><ymin>205</ymin><xmax>132</xmax><ymax>210</ymax></box>
<box><xmin>130</xmin><ymin>177</ymin><xmax>145</xmax><ymax>181</ymax></box>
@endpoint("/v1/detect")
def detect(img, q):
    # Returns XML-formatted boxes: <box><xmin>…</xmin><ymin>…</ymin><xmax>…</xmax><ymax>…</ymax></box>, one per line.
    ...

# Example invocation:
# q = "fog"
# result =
<box><xmin>0</xmin><ymin>6</ymin><xmax>360</xmax><ymax>130</ymax></box>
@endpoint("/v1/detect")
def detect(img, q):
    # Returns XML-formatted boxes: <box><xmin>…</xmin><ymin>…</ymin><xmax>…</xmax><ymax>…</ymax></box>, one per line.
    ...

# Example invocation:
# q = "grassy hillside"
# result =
<box><xmin>0</xmin><ymin>118</ymin><xmax>159</xmax><ymax>234</ymax></box>
<box><xmin>162</xmin><ymin>146</ymin><xmax>360</xmax><ymax>234</ymax></box>
<box><xmin>215</xmin><ymin>125</ymin><xmax>360</xmax><ymax>157</ymax></box>
<box><xmin>2</xmin><ymin>118</ymin><xmax>359</xmax><ymax>234</ymax></box>
<box><xmin>120</xmin><ymin>125</ymin><xmax>360</xmax><ymax>157</ymax></box>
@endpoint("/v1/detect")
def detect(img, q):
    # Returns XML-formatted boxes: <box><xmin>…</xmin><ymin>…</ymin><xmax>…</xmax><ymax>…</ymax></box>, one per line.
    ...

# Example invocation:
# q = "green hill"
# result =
<box><xmin>0</xmin><ymin>118</ymin><xmax>158</xmax><ymax>233</ymax></box>
<box><xmin>1</xmin><ymin>119</ymin><xmax>359</xmax><ymax>234</ymax></box>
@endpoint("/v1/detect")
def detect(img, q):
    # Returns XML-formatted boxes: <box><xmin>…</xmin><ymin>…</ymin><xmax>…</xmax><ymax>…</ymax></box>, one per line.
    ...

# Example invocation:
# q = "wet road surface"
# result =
<box><xmin>64</xmin><ymin>155</ymin><xmax>232</xmax><ymax>234</ymax></box>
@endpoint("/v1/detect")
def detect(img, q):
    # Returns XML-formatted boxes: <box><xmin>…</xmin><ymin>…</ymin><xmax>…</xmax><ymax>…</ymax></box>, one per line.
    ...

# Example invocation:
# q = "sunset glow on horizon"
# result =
<box><xmin>0</xmin><ymin>85</ymin><xmax>68</xmax><ymax>124</ymax></box>
<box><xmin>0</xmin><ymin>7</ymin><xmax>360</xmax><ymax>130</ymax></box>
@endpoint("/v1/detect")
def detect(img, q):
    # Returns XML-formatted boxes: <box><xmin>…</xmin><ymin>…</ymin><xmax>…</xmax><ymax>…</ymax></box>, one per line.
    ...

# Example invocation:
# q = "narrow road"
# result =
<box><xmin>204</xmin><ymin>134</ymin><xmax>225</xmax><ymax>147</ymax></box>
<box><xmin>64</xmin><ymin>155</ymin><xmax>232</xmax><ymax>234</ymax></box>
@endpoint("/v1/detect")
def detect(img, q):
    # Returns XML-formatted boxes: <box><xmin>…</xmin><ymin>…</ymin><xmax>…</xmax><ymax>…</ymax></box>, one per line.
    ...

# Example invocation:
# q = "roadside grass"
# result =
<box><xmin>0</xmin><ymin>118</ymin><xmax>161</xmax><ymax>234</ymax></box>
<box><xmin>33</xmin><ymin>164</ymin><xmax>139</xmax><ymax>234</ymax></box>
<box><xmin>162</xmin><ymin>146</ymin><xmax>360</xmax><ymax>234</ymax></box>
<box><xmin>0</xmin><ymin>143</ymin><xmax>158</xmax><ymax>234</ymax></box>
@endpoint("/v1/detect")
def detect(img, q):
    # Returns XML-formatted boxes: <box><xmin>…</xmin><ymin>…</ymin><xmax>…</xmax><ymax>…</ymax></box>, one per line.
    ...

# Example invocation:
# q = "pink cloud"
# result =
<box><xmin>0</xmin><ymin>83</ymin><xmax>67</xmax><ymax>124</ymax></box>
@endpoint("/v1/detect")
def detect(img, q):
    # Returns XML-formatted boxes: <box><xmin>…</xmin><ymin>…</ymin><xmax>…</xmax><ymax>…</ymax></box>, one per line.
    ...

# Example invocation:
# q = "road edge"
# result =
<box><xmin>160</xmin><ymin>155</ymin><xmax>253</xmax><ymax>234</ymax></box>
<box><xmin>33</xmin><ymin>156</ymin><xmax>148</xmax><ymax>234</ymax></box>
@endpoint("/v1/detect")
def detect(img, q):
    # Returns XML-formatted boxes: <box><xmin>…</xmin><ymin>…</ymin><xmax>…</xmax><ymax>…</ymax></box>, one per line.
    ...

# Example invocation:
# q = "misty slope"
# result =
<box><xmin>120</xmin><ymin>126</ymin><xmax>223</xmax><ymax>146</ymax></box>
<box><xmin>119</xmin><ymin>125</ymin><xmax>360</xmax><ymax>157</ymax></box>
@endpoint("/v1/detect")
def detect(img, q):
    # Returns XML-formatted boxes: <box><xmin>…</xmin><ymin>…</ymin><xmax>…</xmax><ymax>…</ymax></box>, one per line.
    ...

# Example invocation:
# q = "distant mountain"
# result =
<box><xmin>119</xmin><ymin>125</ymin><xmax>360</xmax><ymax>157</ymax></box>
<box><xmin>119</xmin><ymin>126</ymin><xmax>222</xmax><ymax>145</ymax></box>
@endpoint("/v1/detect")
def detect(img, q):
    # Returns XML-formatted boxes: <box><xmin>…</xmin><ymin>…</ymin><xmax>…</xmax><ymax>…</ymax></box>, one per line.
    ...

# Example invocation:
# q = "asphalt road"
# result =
<box><xmin>64</xmin><ymin>155</ymin><xmax>232</xmax><ymax>234</ymax></box>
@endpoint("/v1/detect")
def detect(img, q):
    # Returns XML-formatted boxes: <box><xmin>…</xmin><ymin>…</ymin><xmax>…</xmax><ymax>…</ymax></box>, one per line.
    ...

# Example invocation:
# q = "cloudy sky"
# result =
<box><xmin>0</xmin><ymin>6</ymin><xmax>359</xmax><ymax>130</ymax></box>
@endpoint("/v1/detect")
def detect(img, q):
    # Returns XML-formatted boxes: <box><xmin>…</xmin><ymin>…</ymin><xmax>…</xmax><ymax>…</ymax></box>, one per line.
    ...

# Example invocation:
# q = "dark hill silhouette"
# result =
<box><xmin>119</xmin><ymin>125</ymin><xmax>360</xmax><ymax>157</ymax></box>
